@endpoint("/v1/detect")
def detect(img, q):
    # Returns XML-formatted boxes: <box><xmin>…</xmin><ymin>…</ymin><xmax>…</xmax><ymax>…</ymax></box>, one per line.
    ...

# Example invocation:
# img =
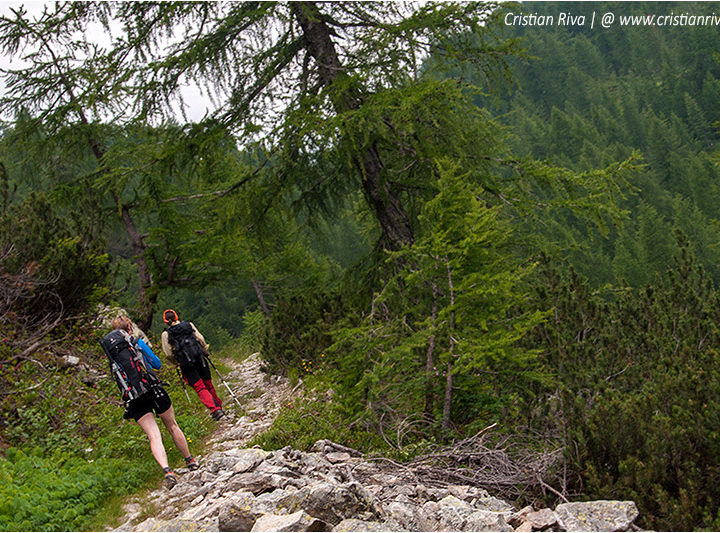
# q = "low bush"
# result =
<box><xmin>250</xmin><ymin>394</ymin><xmax>387</xmax><ymax>454</ymax></box>
<box><xmin>522</xmin><ymin>247</ymin><xmax>720</xmax><ymax>531</ymax></box>
<box><xmin>258</xmin><ymin>289</ymin><xmax>344</xmax><ymax>375</ymax></box>
<box><xmin>0</xmin><ymin>448</ymin><xmax>152</xmax><ymax>531</ymax></box>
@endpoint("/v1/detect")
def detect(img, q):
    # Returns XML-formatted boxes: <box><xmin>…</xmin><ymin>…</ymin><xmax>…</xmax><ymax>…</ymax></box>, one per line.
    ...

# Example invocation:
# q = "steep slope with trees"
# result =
<box><xmin>475</xmin><ymin>1</ymin><xmax>720</xmax><ymax>287</ymax></box>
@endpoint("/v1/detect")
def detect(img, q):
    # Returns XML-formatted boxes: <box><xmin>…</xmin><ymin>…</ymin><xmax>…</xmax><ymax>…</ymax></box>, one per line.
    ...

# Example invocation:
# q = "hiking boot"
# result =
<box><xmin>211</xmin><ymin>409</ymin><xmax>226</xmax><ymax>421</ymax></box>
<box><xmin>185</xmin><ymin>456</ymin><xmax>199</xmax><ymax>471</ymax></box>
<box><xmin>164</xmin><ymin>471</ymin><xmax>177</xmax><ymax>490</ymax></box>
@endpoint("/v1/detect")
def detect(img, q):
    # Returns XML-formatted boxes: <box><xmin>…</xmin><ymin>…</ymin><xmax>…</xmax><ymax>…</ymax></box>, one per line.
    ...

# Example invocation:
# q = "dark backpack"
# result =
<box><xmin>166</xmin><ymin>321</ymin><xmax>206</xmax><ymax>366</ymax></box>
<box><xmin>100</xmin><ymin>329</ymin><xmax>157</xmax><ymax>402</ymax></box>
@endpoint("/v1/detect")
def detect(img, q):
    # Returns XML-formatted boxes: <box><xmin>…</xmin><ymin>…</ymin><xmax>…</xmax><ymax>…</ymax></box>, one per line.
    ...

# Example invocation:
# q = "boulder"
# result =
<box><xmin>508</xmin><ymin>506</ymin><xmax>534</xmax><ymax>527</ymax></box>
<box><xmin>254</xmin><ymin>487</ymin><xmax>310</xmax><ymax>515</ymax></box>
<box><xmin>255</xmin><ymin>460</ymin><xmax>303</xmax><ymax>479</ymax></box>
<box><xmin>134</xmin><ymin>518</ymin><xmax>217</xmax><ymax>531</ymax></box>
<box><xmin>325</xmin><ymin>452</ymin><xmax>352</xmax><ymax>464</ymax></box>
<box><xmin>381</xmin><ymin>484</ymin><xmax>417</xmax><ymax>501</ymax></box>
<box><xmin>300</xmin><ymin>482</ymin><xmax>380</xmax><ymax>526</ymax></box>
<box><xmin>525</xmin><ymin>508</ymin><xmax>558</xmax><ymax>530</ymax></box>
<box><xmin>217</xmin><ymin>492</ymin><xmax>259</xmax><ymax>531</ymax></box>
<box><xmin>250</xmin><ymin>510</ymin><xmax>327</xmax><ymax>532</ymax></box>
<box><xmin>310</xmin><ymin>439</ymin><xmax>363</xmax><ymax>457</ymax></box>
<box><xmin>207</xmin><ymin>451</ymin><xmax>247</xmax><ymax>474</ymax></box>
<box><xmin>296</xmin><ymin>453</ymin><xmax>336</xmax><ymax>479</ymax></box>
<box><xmin>464</xmin><ymin>510</ymin><xmax>513</xmax><ymax>532</ymax></box>
<box><xmin>173</xmin><ymin>484</ymin><xmax>212</xmax><ymax>505</ymax></box>
<box><xmin>434</xmin><ymin>495</ymin><xmax>474</xmax><ymax>530</ymax></box>
<box><xmin>555</xmin><ymin>501</ymin><xmax>639</xmax><ymax>532</ymax></box>
<box><xmin>332</xmin><ymin>518</ymin><xmax>403</xmax><ymax>531</ymax></box>
<box><xmin>201</xmin><ymin>471</ymin><xmax>218</xmax><ymax>484</ymax></box>
<box><xmin>220</xmin><ymin>471</ymin><xmax>291</xmax><ymax>495</ymax></box>
<box><xmin>183</xmin><ymin>498</ymin><xmax>235</xmax><ymax>523</ymax></box>
<box><xmin>60</xmin><ymin>355</ymin><xmax>80</xmax><ymax>368</ymax></box>
<box><xmin>475</xmin><ymin>496</ymin><xmax>515</xmax><ymax>514</ymax></box>
<box><xmin>385</xmin><ymin>501</ymin><xmax>428</xmax><ymax>531</ymax></box>
<box><xmin>446</xmin><ymin>484</ymin><xmax>490</xmax><ymax>502</ymax></box>
<box><xmin>426</xmin><ymin>495</ymin><xmax>513</xmax><ymax>532</ymax></box>
<box><xmin>233</xmin><ymin>448</ymin><xmax>271</xmax><ymax>473</ymax></box>
<box><xmin>94</xmin><ymin>304</ymin><xmax>149</xmax><ymax>342</ymax></box>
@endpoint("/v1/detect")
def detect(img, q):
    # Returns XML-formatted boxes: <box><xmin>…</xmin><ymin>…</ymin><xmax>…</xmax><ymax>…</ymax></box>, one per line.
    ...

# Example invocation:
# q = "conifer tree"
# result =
<box><xmin>0</xmin><ymin>1</ymin><xmax>520</xmax><ymax>252</ymax></box>
<box><xmin>328</xmin><ymin>162</ymin><xmax>546</xmax><ymax>433</ymax></box>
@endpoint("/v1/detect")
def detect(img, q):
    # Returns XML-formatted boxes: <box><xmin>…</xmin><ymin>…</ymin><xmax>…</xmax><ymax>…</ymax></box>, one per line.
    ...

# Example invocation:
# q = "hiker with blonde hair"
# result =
<box><xmin>100</xmin><ymin>315</ymin><xmax>199</xmax><ymax>489</ymax></box>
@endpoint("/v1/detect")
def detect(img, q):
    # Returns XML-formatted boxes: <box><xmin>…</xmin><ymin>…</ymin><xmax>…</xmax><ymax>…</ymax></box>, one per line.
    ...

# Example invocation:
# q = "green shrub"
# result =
<box><xmin>235</xmin><ymin>309</ymin><xmax>268</xmax><ymax>357</ymax></box>
<box><xmin>259</xmin><ymin>289</ymin><xmax>344</xmax><ymax>375</ymax></box>
<box><xmin>0</xmin><ymin>448</ymin><xmax>150</xmax><ymax>531</ymax></box>
<box><xmin>0</xmin><ymin>192</ymin><xmax>109</xmax><ymax>317</ymax></box>
<box><xmin>523</xmin><ymin>246</ymin><xmax>720</xmax><ymax>531</ymax></box>
<box><xmin>251</xmin><ymin>394</ymin><xmax>386</xmax><ymax>453</ymax></box>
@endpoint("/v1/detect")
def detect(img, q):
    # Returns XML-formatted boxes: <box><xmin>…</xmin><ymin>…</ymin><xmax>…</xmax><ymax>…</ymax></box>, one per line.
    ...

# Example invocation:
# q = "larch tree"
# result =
<box><xmin>0</xmin><ymin>1</ymin><xmax>519</xmax><ymax>249</ymax></box>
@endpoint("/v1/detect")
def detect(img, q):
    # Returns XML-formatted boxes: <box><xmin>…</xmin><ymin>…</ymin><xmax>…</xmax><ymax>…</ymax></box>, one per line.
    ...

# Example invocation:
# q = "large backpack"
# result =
<box><xmin>100</xmin><ymin>329</ymin><xmax>157</xmax><ymax>402</ymax></box>
<box><xmin>166</xmin><ymin>321</ymin><xmax>206</xmax><ymax>366</ymax></box>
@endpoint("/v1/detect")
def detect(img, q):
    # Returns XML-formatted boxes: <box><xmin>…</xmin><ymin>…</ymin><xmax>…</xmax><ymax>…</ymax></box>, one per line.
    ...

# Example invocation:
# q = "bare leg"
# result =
<box><xmin>136</xmin><ymin>412</ymin><xmax>169</xmax><ymax>469</ymax></box>
<box><xmin>158</xmin><ymin>405</ymin><xmax>191</xmax><ymax>458</ymax></box>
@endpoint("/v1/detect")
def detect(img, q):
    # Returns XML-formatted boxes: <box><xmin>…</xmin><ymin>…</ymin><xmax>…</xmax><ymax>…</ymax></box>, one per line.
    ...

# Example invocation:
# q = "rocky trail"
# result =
<box><xmin>112</xmin><ymin>354</ymin><xmax>641</xmax><ymax>532</ymax></box>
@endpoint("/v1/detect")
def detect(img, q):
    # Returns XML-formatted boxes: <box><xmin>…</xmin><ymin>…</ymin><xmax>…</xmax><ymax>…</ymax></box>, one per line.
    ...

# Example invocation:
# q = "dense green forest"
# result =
<box><xmin>1</xmin><ymin>1</ymin><xmax>720</xmax><ymax>530</ymax></box>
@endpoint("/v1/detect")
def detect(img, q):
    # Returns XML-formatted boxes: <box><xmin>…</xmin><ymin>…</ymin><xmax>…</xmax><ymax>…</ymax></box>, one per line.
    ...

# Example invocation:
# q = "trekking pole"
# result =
<box><xmin>176</xmin><ymin>365</ymin><xmax>191</xmax><ymax>402</ymax></box>
<box><xmin>204</xmin><ymin>353</ymin><xmax>243</xmax><ymax>408</ymax></box>
<box><xmin>98</xmin><ymin>338</ymin><xmax>136</xmax><ymax>402</ymax></box>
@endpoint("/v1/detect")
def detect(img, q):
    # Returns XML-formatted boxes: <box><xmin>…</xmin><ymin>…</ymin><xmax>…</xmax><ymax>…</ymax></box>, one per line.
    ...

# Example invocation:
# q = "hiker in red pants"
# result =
<box><xmin>160</xmin><ymin>309</ymin><xmax>225</xmax><ymax>420</ymax></box>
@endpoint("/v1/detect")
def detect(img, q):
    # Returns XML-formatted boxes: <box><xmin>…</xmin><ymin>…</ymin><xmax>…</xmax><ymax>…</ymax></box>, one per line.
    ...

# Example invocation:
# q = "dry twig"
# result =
<box><xmin>353</xmin><ymin>425</ymin><xmax>566</xmax><ymax>502</ymax></box>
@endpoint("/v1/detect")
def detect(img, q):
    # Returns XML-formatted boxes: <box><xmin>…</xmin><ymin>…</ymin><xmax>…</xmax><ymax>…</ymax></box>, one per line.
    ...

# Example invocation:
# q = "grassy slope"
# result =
<box><xmin>0</xmin><ymin>324</ymin><xmax>252</xmax><ymax>531</ymax></box>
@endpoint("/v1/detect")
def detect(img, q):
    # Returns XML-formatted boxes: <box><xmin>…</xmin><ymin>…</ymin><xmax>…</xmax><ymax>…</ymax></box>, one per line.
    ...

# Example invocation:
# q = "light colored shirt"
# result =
<box><xmin>160</xmin><ymin>321</ymin><xmax>209</xmax><ymax>364</ymax></box>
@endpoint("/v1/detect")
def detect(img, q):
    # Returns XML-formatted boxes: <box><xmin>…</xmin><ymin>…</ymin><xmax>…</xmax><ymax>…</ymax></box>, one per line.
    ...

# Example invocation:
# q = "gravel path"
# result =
<box><xmin>111</xmin><ymin>353</ymin><xmax>302</xmax><ymax>531</ymax></box>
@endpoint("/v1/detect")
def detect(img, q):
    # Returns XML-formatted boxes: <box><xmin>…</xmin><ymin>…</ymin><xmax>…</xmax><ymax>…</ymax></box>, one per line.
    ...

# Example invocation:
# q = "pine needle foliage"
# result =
<box><xmin>523</xmin><ymin>238</ymin><xmax>720</xmax><ymax>530</ymax></box>
<box><xmin>0</xmin><ymin>1</ymin><xmax>524</xmax><ymax>251</ymax></box>
<box><xmin>326</xmin><ymin>162</ymin><xmax>548</xmax><ymax>440</ymax></box>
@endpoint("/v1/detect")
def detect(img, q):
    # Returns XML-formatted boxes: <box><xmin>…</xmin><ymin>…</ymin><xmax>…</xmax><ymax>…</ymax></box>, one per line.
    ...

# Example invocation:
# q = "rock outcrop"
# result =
<box><xmin>113</xmin><ymin>354</ymin><xmax>640</xmax><ymax>532</ymax></box>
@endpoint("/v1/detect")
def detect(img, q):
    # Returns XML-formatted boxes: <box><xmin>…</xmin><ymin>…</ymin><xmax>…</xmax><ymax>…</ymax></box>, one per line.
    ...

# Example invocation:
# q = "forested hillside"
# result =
<box><xmin>1</xmin><ymin>2</ymin><xmax>719</xmax><ymax>531</ymax></box>
<box><xmin>485</xmin><ymin>1</ymin><xmax>720</xmax><ymax>288</ymax></box>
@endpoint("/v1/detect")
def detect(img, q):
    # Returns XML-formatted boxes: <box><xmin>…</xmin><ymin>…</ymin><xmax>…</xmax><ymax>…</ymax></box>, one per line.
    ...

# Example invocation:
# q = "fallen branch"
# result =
<box><xmin>310</xmin><ymin>439</ymin><xmax>363</xmax><ymax>457</ymax></box>
<box><xmin>350</xmin><ymin>426</ymin><xmax>566</xmax><ymax>502</ymax></box>
<box><xmin>537</xmin><ymin>473</ymin><xmax>570</xmax><ymax>503</ymax></box>
<box><xmin>0</xmin><ymin>377</ymin><xmax>48</xmax><ymax>396</ymax></box>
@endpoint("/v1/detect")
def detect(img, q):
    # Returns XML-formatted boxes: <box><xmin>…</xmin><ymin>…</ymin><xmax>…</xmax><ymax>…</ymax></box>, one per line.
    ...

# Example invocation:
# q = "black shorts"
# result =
<box><xmin>124</xmin><ymin>387</ymin><xmax>172</xmax><ymax>421</ymax></box>
<box><xmin>180</xmin><ymin>360</ymin><xmax>211</xmax><ymax>386</ymax></box>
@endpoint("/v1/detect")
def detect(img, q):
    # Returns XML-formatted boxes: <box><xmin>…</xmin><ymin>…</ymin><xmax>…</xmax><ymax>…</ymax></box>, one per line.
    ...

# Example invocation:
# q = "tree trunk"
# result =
<box><xmin>92</xmin><ymin>155</ymin><xmax>154</xmax><ymax>331</ymax></box>
<box><xmin>442</xmin><ymin>260</ymin><xmax>456</xmax><ymax>432</ymax></box>
<box><xmin>357</xmin><ymin>146</ymin><xmax>415</xmax><ymax>249</ymax></box>
<box><xmin>291</xmin><ymin>1</ymin><xmax>414</xmax><ymax>250</ymax></box>
<box><xmin>442</xmin><ymin>361</ymin><xmax>453</xmax><ymax>432</ymax></box>
<box><xmin>116</xmin><ymin>198</ymin><xmax>155</xmax><ymax>330</ymax></box>
<box><xmin>424</xmin><ymin>279</ymin><xmax>439</xmax><ymax>420</ymax></box>
<box><xmin>251</xmin><ymin>278</ymin><xmax>272</xmax><ymax>318</ymax></box>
